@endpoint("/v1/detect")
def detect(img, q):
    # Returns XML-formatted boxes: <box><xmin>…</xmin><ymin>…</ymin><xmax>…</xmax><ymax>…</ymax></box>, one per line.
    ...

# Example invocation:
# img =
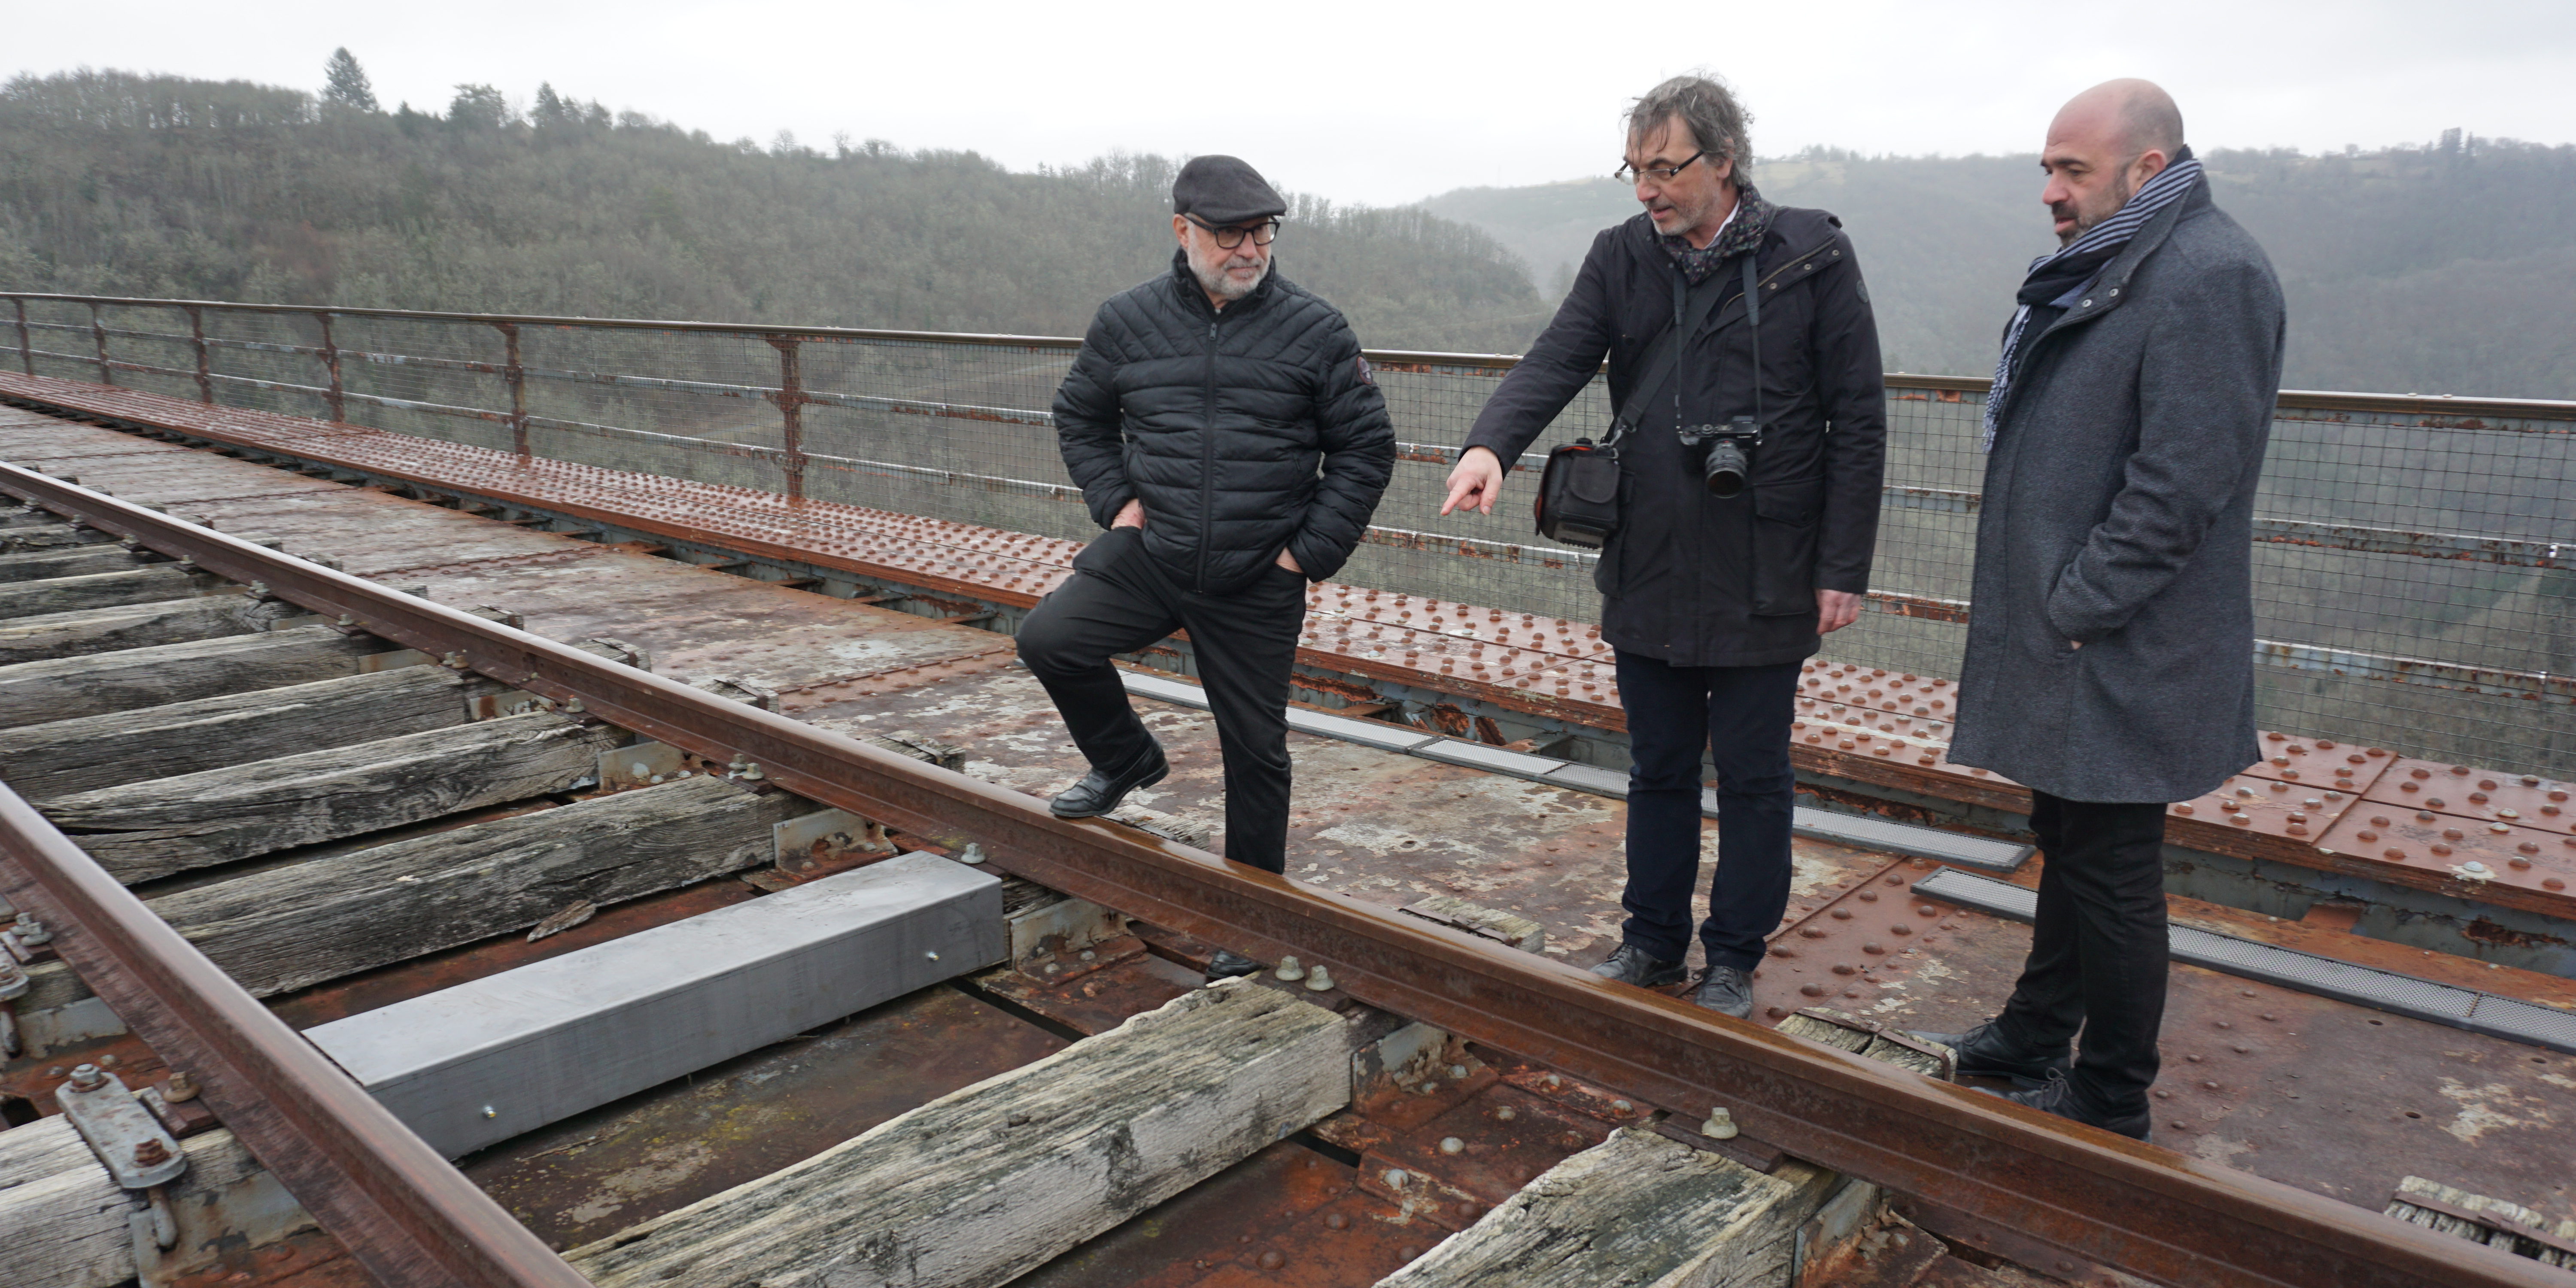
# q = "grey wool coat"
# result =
<box><xmin>1947</xmin><ymin>180</ymin><xmax>2287</xmax><ymax>804</ymax></box>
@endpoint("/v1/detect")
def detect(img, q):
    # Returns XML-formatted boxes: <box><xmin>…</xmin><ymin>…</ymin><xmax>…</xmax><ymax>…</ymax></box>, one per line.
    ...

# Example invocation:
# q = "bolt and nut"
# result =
<box><xmin>65</xmin><ymin>1063</ymin><xmax>107</xmax><ymax>1091</ymax></box>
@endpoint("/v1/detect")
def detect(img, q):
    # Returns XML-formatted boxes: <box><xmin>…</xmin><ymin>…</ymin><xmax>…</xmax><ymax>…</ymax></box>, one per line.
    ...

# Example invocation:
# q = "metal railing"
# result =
<box><xmin>6</xmin><ymin>292</ymin><xmax>2570</xmax><ymax>776</ymax></box>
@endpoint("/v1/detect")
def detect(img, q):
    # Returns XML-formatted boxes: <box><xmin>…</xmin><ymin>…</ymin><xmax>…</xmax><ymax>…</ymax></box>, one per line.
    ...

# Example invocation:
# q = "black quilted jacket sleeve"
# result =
<box><xmin>1053</xmin><ymin>310</ymin><xmax>1136</xmax><ymax>531</ymax></box>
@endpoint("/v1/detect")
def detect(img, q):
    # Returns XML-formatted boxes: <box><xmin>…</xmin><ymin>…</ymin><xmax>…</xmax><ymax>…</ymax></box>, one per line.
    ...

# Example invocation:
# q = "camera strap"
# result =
<box><xmin>1744</xmin><ymin>252</ymin><xmax>1762</xmax><ymax>434</ymax></box>
<box><xmin>1604</xmin><ymin>264</ymin><xmax>1730</xmax><ymax>453</ymax></box>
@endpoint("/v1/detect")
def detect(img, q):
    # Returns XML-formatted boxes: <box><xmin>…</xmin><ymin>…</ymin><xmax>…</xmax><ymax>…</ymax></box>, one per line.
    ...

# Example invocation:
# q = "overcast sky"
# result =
<box><xmin>14</xmin><ymin>0</ymin><xmax>2574</xmax><ymax>207</ymax></box>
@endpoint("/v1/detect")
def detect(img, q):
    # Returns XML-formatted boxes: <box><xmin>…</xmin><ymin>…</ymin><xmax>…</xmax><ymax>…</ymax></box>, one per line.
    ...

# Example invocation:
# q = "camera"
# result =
<box><xmin>1676</xmin><ymin>417</ymin><xmax>1763</xmax><ymax>498</ymax></box>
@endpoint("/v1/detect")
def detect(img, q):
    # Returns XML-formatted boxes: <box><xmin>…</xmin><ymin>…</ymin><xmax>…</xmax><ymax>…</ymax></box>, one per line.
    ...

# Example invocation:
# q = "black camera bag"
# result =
<box><xmin>1533</xmin><ymin>260</ymin><xmax>1741</xmax><ymax>549</ymax></box>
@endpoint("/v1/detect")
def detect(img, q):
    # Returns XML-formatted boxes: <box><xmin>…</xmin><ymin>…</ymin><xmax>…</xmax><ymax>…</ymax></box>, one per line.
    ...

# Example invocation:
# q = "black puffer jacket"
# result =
<box><xmin>1464</xmin><ymin>207</ymin><xmax>1886</xmax><ymax>668</ymax></box>
<box><xmin>1054</xmin><ymin>251</ymin><xmax>1395</xmax><ymax>594</ymax></box>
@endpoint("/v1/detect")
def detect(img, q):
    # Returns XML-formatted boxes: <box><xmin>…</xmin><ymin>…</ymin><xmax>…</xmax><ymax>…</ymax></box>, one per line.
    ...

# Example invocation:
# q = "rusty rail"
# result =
<box><xmin>2</xmin><ymin>464</ymin><xmax>2561</xmax><ymax>1288</ymax></box>
<box><xmin>0</xmin><ymin>782</ymin><xmax>586</xmax><ymax>1287</ymax></box>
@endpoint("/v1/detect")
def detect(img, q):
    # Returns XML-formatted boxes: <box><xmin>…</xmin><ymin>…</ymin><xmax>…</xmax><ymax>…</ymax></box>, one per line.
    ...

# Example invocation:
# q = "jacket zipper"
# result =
<box><xmin>1195</xmin><ymin>316</ymin><xmax>1219</xmax><ymax>593</ymax></box>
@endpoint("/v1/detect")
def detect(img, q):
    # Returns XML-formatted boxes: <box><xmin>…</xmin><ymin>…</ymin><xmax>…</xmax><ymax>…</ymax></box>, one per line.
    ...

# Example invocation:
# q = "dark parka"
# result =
<box><xmin>1054</xmin><ymin>251</ymin><xmax>1395</xmax><ymax>594</ymax></box>
<box><xmin>1464</xmin><ymin>207</ymin><xmax>1886</xmax><ymax>668</ymax></box>
<box><xmin>1947</xmin><ymin>179</ymin><xmax>2286</xmax><ymax>803</ymax></box>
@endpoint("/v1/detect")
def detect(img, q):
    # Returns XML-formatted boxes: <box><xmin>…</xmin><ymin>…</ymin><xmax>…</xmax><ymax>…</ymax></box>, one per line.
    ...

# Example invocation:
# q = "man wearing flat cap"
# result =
<box><xmin>1020</xmin><ymin>156</ymin><xmax>1395</xmax><ymax>977</ymax></box>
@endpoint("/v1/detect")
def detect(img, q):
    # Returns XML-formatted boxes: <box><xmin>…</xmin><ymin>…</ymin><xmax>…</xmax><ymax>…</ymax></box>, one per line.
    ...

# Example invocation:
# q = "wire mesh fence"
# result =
<box><xmin>8</xmin><ymin>294</ymin><xmax>2570</xmax><ymax>778</ymax></box>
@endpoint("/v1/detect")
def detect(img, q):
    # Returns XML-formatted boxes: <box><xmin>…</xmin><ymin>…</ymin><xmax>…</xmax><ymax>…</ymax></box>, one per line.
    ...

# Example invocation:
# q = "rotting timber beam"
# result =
<box><xmin>0</xmin><ymin>462</ymin><xmax>2560</xmax><ymax>1288</ymax></box>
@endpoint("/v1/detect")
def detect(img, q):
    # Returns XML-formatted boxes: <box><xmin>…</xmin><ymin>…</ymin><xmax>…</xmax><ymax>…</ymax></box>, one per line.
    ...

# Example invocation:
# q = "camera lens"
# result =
<box><xmin>1704</xmin><ymin>440</ymin><xmax>1750</xmax><ymax>498</ymax></box>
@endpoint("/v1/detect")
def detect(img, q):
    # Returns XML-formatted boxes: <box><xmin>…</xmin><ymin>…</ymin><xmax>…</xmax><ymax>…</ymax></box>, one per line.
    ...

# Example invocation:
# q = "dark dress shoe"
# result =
<box><xmin>1987</xmin><ymin>1069</ymin><xmax>2153</xmax><ymax>1142</ymax></box>
<box><xmin>1905</xmin><ymin>1018</ymin><xmax>2070</xmax><ymax>1088</ymax></box>
<box><xmin>1588</xmin><ymin>943</ymin><xmax>1686</xmax><ymax>988</ymax></box>
<box><xmin>1693</xmin><ymin>965</ymin><xmax>1754</xmax><ymax>1019</ymax></box>
<box><xmin>1049</xmin><ymin>741</ymin><xmax>1169</xmax><ymax>819</ymax></box>
<box><xmin>1206</xmin><ymin>949</ymin><xmax>1261</xmax><ymax>981</ymax></box>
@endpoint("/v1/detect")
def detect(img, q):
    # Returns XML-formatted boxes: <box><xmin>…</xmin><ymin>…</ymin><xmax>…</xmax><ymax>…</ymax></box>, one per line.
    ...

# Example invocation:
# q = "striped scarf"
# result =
<box><xmin>1981</xmin><ymin>147</ymin><xmax>2203</xmax><ymax>450</ymax></box>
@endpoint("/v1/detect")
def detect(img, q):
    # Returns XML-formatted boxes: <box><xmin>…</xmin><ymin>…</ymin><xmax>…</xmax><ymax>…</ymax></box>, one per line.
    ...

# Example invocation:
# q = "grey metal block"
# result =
<box><xmin>1288</xmin><ymin>709</ymin><xmax>1439</xmax><ymax>752</ymax></box>
<box><xmin>1914</xmin><ymin>867</ymin><xmax>2575</xmax><ymax>1055</ymax></box>
<box><xmin>1789</xmin><ymin>808</ymin><xmax>2034</xmax><ymax>872</ymax></box>
<box><xmin>1541</xmin><ymin>762</ymin><xmax>1630</xmax><ymax>796</ymax></box>
<box><xmin>1120</xmin><ymin>670</ymin><xmax>1212</xmax><ymax>710</ymax></box>
<box><xmin>1412</xmin><ymin>740</ymin><xmax>1569</xmax><ymax>778</ymax></box>
<box><xmin>304</xmin><ymin>851</ymin><xmax>1004</xmax><ymax>1158</ymax></box>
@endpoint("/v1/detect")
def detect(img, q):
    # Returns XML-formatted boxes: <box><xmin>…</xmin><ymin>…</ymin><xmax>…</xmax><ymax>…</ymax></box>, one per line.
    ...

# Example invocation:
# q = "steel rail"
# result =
<box><xmin>1</xmin><ymin>462</ymin><xmax>2558</xmax><ymax>1288</ymax></box>
<box><xmin>9</xmin><ymin>291</ymin><xmax>2576</xmax><ymax>422</ymax></box>
<box><xmin>0</xmin><ymin>791</ymin><xmax>584</xmax><ymax>1288</ymax></box>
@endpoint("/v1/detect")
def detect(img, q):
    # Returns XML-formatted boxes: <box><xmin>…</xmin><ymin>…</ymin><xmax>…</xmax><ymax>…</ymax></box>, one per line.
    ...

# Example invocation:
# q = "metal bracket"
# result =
<box><xmin>774</xmin><ymin>808</ymin><xmax>890</xmax><ymax>877</ymax></box>
<box><xmin>56</xmin><ymin>1064</ymin><xmax>189</xmax><ymax>1189</ymax></box>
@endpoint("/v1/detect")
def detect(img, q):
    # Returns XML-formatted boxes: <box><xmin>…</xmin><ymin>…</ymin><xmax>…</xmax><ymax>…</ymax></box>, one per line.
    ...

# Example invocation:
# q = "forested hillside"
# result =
<box><xmin>0</xmin><ymin>67</ymin><xmax>1547</xmax><ymax>352</ymax></box>
<box><xmin>1425</xmin><ymin>140</ymin><xmax>2576</xmax><ymax>398</ymax></box>
<box><xmin>5</xmin><ymin>61</ymin><xmax>2570</xmax><ymax>398</ymax></box>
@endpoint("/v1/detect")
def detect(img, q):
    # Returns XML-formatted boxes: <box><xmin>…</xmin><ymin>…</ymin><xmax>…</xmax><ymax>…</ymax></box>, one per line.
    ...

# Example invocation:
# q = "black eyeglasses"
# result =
<box><xmin>1187</xmin><ymin>216</ymin><xmax>1281</xmax><ymax>249</ymax></box>
<box><xmin>1616</xmin><ymin>150</ymin><xmax>1709</xmax><ymax>185</ymax></box>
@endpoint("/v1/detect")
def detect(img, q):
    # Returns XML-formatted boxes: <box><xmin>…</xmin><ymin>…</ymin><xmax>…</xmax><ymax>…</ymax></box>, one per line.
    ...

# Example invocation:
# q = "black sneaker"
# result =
<box><xmin>1987</xmin><ymin>1069</ymin><xmax>2154</xmax><ymax>1142</ymax></box>
<box><xmin>1693</xmin><ymin>965</ymin><xmax>1753</xmax><ymax>1019</ymax></box>
<box><xmin>1206</xmin><ymin>949</ymin><xmax>1261</xmax><ymax>982</ymax></box>
<box><xmin>1588</xmin><ymin>943</ymin><xmax>1687</xmax><ymax>988</ymax></box>
<box><xmin>1905</xmin><ymin>1018</ymin><xmax>2070</xmax><ymax>1088</ymax></box>
<box><xmin>1049</xmin><ymin>739</ymin><xmax>1169</xmax><ymax>819</ymax></box>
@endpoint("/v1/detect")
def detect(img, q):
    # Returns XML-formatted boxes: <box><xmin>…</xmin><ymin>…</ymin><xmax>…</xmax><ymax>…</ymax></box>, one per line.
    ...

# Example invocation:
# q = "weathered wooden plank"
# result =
<box><xmin>151</xmin><ymin>773</ymin><xmax>799</xmax><ymax>996</ymax></box>
<box><xmin>0</xmin><ymin>593</ymin><xmax>297</xmax><ymax>668</ymax></box>
<box><xmin>0</xmin><ymin>523</ymin><xmax>118</xmax><ymax>552</ymax></box>
<box><xmin>566</xmin><ymin>980</ymin><xmax>1365</xmax><ymax>1288</ymax></box>
<box><xmin>0</xmin><ymin>664</ymin><xmax>500</xmax><ymax>799</ymax></box>
<box><xmin>1379</xmin><ymin>1130</ymin><xmax>1837</xmax><ymax>1288</ymax></box>
<box><xmin>0</xmin><ymin>623</ymin><xmax>392</xmax><ymax>729</ymax></box>
<box><xmin>0</xmin><ymin>545</ymin><xmax>152</xmax><ymax>583</ymax></box>
<box><xmin>0</xmin><ymin>1121</ymin><xmax>264</xmax><ymax>1288</ymax></box>
<box><xmin>0</xmin><ymin>564</ymin><xmax>231</xmax><ymax>620</ymax></box>
<box><xmin>1387</xmin><ymin>1011</ymin><xmax>1955</xmax><ymax>1288</ymax></box>
<box><xmin>36</xmin><ymin>712</ymin><xmax>629</xmax><ymax>883</ymax></box>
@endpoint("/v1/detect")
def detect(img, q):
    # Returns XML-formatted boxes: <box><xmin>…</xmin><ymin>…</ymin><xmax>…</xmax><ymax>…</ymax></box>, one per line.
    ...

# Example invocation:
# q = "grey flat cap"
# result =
<box><xmin>1173</xmin><ymin>155</ymin><xmax>1286</xmax><ymax>226</ymax></box>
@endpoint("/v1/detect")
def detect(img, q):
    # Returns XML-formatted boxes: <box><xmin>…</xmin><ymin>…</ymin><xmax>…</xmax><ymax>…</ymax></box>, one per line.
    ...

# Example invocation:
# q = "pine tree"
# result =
<box><xmin>322</xmin><ymin>48</ymin><xmax>378</xmax><ymax>112</ymax></box>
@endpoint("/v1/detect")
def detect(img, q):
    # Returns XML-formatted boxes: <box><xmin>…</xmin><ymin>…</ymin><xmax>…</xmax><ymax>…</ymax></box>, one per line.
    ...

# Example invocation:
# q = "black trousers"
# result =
<box><xmin>1613</xmin><ymin>651</ymin><xmax>1801</xmax><ymax>972</ymax></box>
<box><xmin>1994</xmin><ymin>792</ymin><xmax>2171</xmax><ymax>1115</ymax></box>
<box><xmin>1015</xmin><ymin>527</ymin><xmax>1307</xmax><ymax>872</ymax></box>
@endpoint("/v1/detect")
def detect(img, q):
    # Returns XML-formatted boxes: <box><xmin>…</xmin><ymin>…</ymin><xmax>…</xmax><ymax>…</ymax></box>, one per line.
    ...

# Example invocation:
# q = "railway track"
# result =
<box><xmin>0</xmin><ymin>396</ymin><xmax>2568</xmax><ymax>1288</ymax></box>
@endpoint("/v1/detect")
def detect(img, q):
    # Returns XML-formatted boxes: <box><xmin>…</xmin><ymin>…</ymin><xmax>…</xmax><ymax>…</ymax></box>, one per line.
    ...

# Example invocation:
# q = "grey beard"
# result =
<box><xmin>1188</xmin><ymin>244</ymin><xmax>1269</xmax><ymax>301</ymax></box>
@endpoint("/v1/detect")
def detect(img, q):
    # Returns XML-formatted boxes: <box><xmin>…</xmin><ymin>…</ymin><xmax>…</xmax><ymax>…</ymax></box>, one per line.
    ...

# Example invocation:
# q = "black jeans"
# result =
<box><xmin>1613</xmin><ymin>651</ymin><xmax>1801</xmax><ymax>972</ymax></box>
<box><xmin>1994</xmin><ymin>791</ymin><xmax>2171</xmax><ymax>1116</ymax></box>
<box><xmin>1015</xmin><ymin>527</ymin><xmax>1306</xmax><ymax>872</ymax></box>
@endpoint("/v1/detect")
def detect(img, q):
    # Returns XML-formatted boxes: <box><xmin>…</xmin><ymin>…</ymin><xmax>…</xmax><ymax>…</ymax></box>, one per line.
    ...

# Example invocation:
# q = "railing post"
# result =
<box><xmin>185</xmin><ymin>306</ymin><xmax>213</xmax><ymax>404</ymax></box>
<box><xmin>89</xmin><ymin>303</ymin><xmax>112</xmax><ymax>386</ymax></box>
<box><xmin>11</xmin><ymin>299</ymin><xmax>28</xmax><ymax>377</ymax></box>
<box><xmin>495</xmin><ymin>322</ymin><xmax>528</xmax><ymax>459</ymax></box>
<box><xmin>315</xmin><ymin>312</ymin><xmax>344</xmax><ymax>422</ymax></box>
<box><xmin>766</xmin><ymin>335</ymin><xmax>808</xmax><ymax>504</ymax></box>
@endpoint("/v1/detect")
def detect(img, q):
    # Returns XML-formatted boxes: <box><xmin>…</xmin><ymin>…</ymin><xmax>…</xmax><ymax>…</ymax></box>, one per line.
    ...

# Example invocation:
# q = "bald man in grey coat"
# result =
<box><xmin>1918</xmin><ymin>81</ymin><xmax>2286</xmax><ymax>1141</ymax></box>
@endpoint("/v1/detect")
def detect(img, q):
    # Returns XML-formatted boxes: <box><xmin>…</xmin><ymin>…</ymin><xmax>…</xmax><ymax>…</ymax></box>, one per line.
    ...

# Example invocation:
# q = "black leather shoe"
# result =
<box><xmin>1049</xmin><ymin>740</ymin><xmax>1169</xmax><ymax>819</ymax></box>
<box><xmin>1206</xmin><ymin>949</ymin><xmax>1261</xmax><ymax>981</ymax></box>
<box><xmin>1987</xmin><ymin>1069</ymin><xmax>2153</xmax><ymax>1142</ymax></box>
<box><xmin>1693</xmin><ymin>965</ymin><xmax>1753</xmax><ymax>1019</ymax></box>
<box><xmin>1905</xmin><ymin>1018</ymin><xmax>2070</xmax><ymax>1088</ymax></box>
<box><xmin>1589</xmin><ymin>943</ymin><xmax>1687</xmax><ymax>988</ymax></box>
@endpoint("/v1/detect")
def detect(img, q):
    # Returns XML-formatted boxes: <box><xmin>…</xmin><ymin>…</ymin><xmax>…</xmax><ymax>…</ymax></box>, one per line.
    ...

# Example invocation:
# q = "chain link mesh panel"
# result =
<box><xmin>21</xmin><ymin>298</ymin><xmax>2569</xmax><ymax>778</ymax></box>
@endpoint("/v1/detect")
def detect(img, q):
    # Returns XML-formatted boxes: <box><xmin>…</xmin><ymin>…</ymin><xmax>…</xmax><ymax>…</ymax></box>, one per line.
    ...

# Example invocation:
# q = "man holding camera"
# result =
<box><xmin>1443</xmin><ymin>76</ymin><xmax>1885</xmax><ymax>1017</ymax></box>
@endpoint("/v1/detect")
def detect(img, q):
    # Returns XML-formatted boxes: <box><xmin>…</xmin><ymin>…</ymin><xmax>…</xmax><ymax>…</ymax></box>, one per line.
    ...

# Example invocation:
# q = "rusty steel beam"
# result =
<box><xmin>0</xmin><ymin>791</ymin><xmax>586</xmax><ymax>1288</ymax></box>
<box><xmin>0</xmin><ymin>462</ymin><xmax>2557</xmax><ymax>1288</ymax></box>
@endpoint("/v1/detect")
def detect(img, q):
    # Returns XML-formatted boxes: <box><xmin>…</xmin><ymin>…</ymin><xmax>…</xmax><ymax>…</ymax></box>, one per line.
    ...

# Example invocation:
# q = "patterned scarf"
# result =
<box><xmin>1981</xmin><ymin>147</ymin><xmax>2204</xmax><ymax>450</ymax></box>
<box><xmin>1658</xmin><ymin>183</ymin><xmax>1775</xmax><ymax>284</ymax></box>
